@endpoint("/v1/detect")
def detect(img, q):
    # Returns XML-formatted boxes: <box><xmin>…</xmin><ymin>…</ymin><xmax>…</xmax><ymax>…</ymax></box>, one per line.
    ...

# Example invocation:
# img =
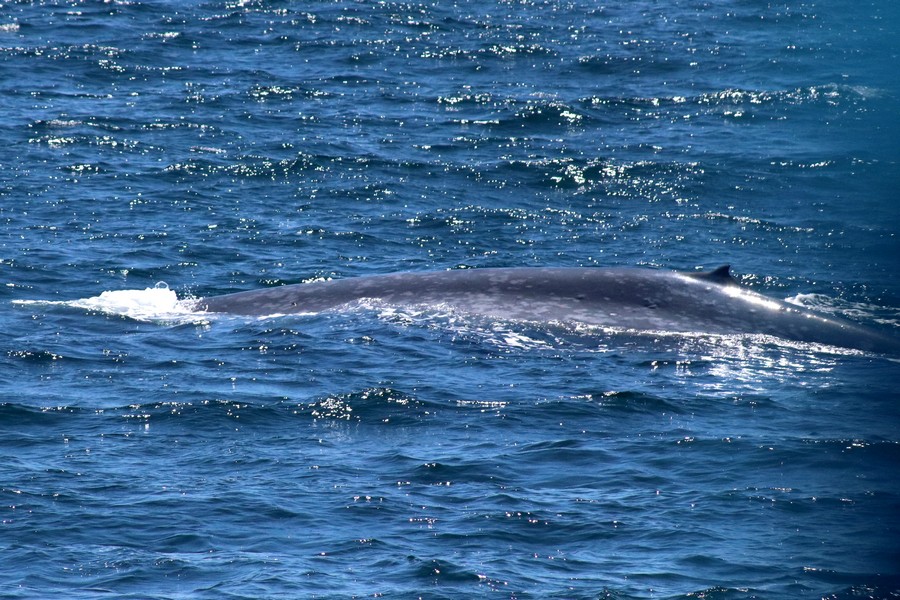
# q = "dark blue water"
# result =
<box><xmin>2</xmin><ymin>1</ymin><xmax>899</xmax><ymax>598</ymax></box>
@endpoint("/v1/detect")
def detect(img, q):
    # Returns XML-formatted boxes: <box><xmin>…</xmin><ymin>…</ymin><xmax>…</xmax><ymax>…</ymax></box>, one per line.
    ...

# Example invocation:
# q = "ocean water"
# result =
<box><xmin>2</xmin><ymin>0</ymin><xmax>899</xmax><ymax>598</ymax></box>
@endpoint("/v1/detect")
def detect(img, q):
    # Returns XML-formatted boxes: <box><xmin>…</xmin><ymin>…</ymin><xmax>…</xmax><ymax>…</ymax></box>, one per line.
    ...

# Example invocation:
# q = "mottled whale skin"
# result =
<box><xmin>197</xmin><ymin>265</ymin><xmax>900</xmax><ymax>354</ymax></box>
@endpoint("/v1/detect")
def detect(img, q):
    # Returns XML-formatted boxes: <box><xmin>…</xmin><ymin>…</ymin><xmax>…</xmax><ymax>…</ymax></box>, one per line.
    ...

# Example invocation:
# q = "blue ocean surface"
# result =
<box><xmin>1</xmin><ymin>1</ymin><xmax>899</xmax><ymax>598</ymax></box>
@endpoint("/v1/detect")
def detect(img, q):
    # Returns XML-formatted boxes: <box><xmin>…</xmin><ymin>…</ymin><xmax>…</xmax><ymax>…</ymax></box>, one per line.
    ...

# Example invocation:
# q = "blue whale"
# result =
<box><xmin>196</xmin><ymin>265</ymin><xmax>900</xmax><ymax>355</ymax></box>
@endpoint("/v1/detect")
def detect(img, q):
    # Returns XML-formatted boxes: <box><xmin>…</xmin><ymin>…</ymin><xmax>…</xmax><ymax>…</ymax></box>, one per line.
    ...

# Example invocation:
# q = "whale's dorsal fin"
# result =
<box><xmin>688</xmin><ymin>265</ymin><xmax>736</xmax><ymax>285</ymax></box>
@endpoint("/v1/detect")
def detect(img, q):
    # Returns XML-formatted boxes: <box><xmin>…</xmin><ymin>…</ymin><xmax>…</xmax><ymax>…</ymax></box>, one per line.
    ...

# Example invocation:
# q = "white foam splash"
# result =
<box><xmin>12</xmin><ymin>283</ymin><xmax>204</xmax><ymax>324</ymax></box>
<box><xmin>786</xmin><ymin>293</ymin><xmax>900</xmax><ymax>326</ymax></box>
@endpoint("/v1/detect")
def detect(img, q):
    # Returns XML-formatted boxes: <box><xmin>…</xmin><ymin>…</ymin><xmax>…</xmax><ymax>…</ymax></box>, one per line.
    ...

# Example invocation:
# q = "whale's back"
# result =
<box><xmin>198</xmin><ymin>267</ymin><xmax>900</xmax><ymax>355</ymax></box>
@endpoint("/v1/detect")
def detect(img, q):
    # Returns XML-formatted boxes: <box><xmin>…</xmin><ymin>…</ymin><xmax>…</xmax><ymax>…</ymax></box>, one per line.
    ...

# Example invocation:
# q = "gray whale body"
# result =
<box><xmin>197</xmin><ymin>265</ymin><xmax>900</xmax><ymax>355</ymax></box>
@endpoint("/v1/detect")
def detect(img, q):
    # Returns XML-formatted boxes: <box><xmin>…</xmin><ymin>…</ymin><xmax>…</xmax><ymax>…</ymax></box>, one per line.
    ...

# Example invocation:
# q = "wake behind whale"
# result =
<box><xmin>196</xmin><ymin>265</ymin><xmax>900</xmax><ymax>355</ymax></box>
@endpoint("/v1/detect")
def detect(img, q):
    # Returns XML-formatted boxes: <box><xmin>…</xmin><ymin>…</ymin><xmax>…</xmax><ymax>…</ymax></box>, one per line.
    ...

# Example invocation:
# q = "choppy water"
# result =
<box><xmin>2</xmin><ymin>1</ymin><xmax>899</xmax><ymax>598</ymax></box>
